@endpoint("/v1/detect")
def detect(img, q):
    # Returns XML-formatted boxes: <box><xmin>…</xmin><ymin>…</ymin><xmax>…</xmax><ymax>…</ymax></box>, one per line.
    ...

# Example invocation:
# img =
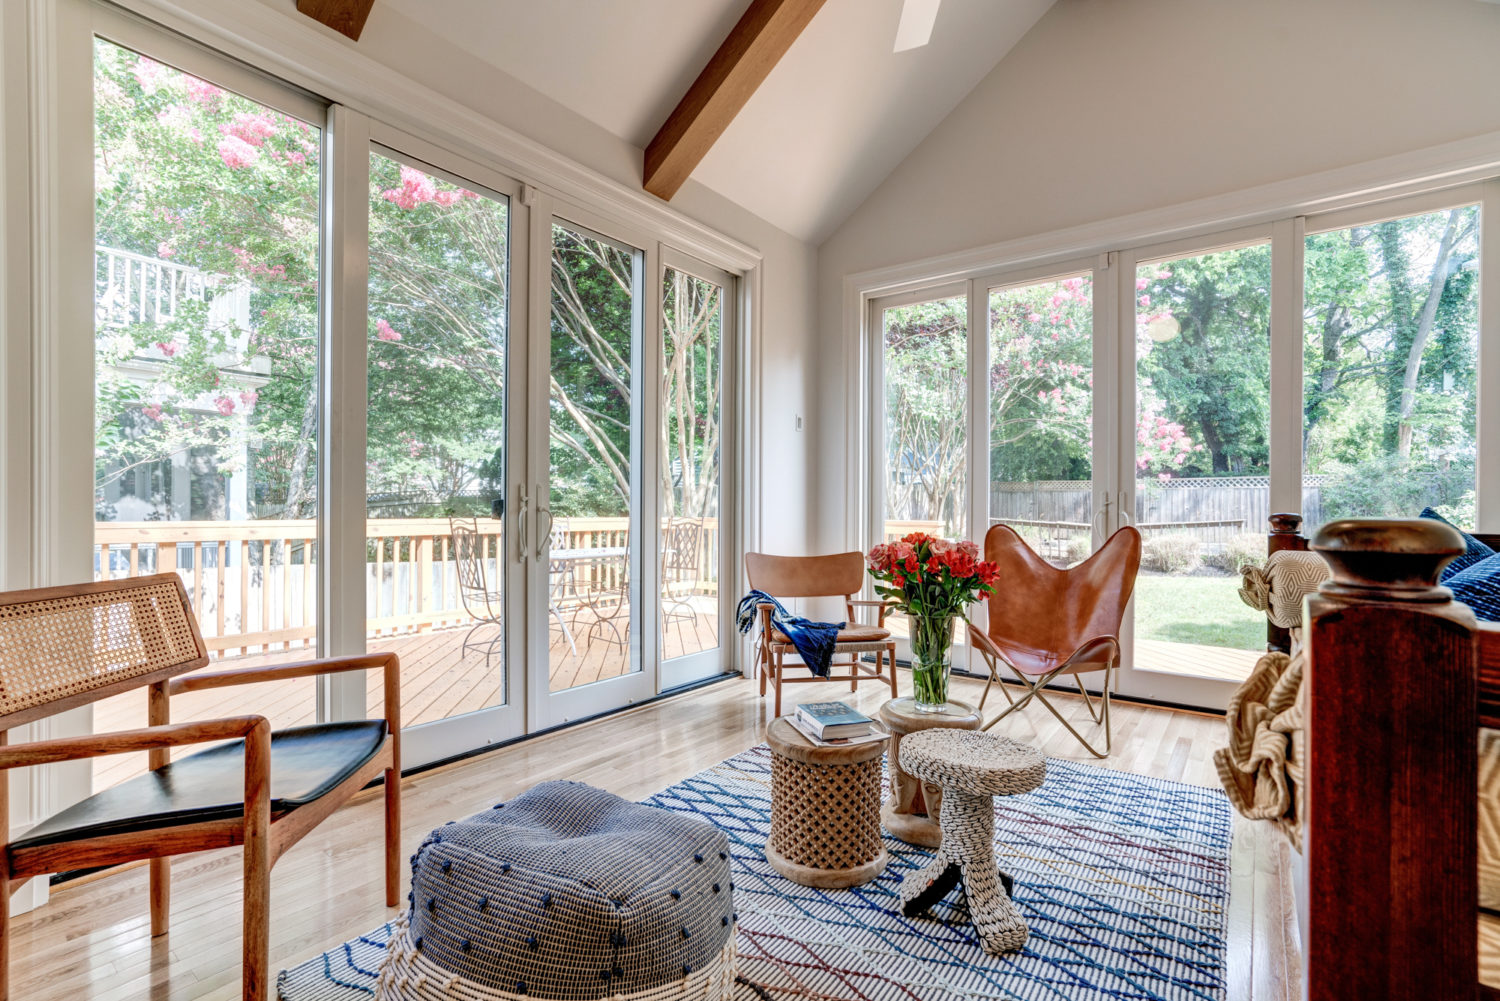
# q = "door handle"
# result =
<box><xmin>536</xmin><ymin>506</ymin><xmax>554</xmax><ymax>562</ymax></box>
<box><xmin>1117</xmin><ymin>491</ymin><xmax>1135</xmax><ymax>528</ymax></box>
<box><xmin>1093</xmin><ymin>492</ymin><xmax>1110</xmax><ymax>546</ymax></box>
<box><xmin>516</xmin><ymin>483</ymin><xmax>529</xmax><ymax>564</ymax></box>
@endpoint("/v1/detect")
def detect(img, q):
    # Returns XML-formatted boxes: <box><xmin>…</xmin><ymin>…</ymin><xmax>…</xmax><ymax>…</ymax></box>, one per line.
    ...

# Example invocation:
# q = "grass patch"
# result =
<box><xmin>1134</xmin><ymin>574</ymin><xmax>1263</xmax><ymax>651</ymax></box>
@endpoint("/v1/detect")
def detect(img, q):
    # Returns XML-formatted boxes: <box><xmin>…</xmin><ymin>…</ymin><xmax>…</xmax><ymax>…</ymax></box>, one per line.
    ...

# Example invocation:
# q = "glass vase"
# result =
<box><xmin>909</xmin><ymin>613</ymin><xmax>955</xmax><ymax>712</ymax></box>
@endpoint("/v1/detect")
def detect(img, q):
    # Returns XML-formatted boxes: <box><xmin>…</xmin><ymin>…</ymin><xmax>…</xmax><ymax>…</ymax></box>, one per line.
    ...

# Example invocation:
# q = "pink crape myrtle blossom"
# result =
<box><xmin>141</xmin><ymin>404</ymin><xmax>163</xmax><ymax>422</ymax></box>
<box><xmin>375</xmin><ymin>319</ymin><xmax>403</xmax><ymax>342</ymax></box>
<box><xmin>185</xmin><ymin>77</ymin><xmax>224</xmax><ymax>107</ymax></box>
<box><xmin>155</xmin><ymin>341</ymin><xmax>178</xmax><ymax>357</ymax></box>
<box><xmin>218</xmin><ymin>135</ymin><xmax>260</xmax><ymax>169</ymax></box>
<box><xmin>214</xmin><ymin>396</ymin><xmax>236</xmax><ymax>416</ymax></box>
<box><xmin>220</xmin><ymin>112</ymin><xmax>279</xmax><ymax>148</ymax></box>
<box><xmin>238</xmin><ymin>389</ymin><xmax>259</xmax><ymax>412</ymax></box>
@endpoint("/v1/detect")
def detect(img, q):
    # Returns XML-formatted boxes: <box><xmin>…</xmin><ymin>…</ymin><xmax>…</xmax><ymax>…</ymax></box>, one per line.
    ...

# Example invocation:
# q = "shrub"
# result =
<box><xmin>1142</xmin><ymin>534</ymin><xmax>1203</xmax><ymax>574</ymax></box>
<box><xmin>1065</xmin><ymin>534</ymin><xmax>1093</xmax><ymax>566</ymax></box>
<box><xmin>1205</xmin><ymin>533</ymin><xmax>1266</xmax><ymax>573</ymax></box>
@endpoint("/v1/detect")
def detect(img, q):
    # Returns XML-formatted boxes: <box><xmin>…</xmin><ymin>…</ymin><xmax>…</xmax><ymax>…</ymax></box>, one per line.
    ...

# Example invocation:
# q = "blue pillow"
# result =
<box><xmin>1448</xmin><ymin>552</ymin><xmax>1500</xmax><ymax>622</ymax></box>
<box><xmin>1420</xmin><ymin>507</ymin><xmax>1495</xmax><ymax>579</ymax></box>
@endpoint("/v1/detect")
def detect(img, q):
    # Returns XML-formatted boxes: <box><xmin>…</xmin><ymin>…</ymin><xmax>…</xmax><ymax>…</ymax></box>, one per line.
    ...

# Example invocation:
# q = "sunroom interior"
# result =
<box><xmin>2</xmin><ymin>1</ymin><xmax>1499</xmax><ymax>999</ymax></box>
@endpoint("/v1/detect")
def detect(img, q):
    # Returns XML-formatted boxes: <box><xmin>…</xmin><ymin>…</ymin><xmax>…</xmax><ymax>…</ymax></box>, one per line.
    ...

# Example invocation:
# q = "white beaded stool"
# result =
<box><xmin>895</xmin><ymin>729</ymin><xmax>1045</xmax><ymax>954</ymax></box>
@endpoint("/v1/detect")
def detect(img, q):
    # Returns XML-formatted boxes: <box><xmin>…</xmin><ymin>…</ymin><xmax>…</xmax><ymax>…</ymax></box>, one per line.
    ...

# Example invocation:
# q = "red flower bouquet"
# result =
<box><xmin>867</xmin><ymin>532</ymin><xmax>999</xmax><ymax>710</ymax></box>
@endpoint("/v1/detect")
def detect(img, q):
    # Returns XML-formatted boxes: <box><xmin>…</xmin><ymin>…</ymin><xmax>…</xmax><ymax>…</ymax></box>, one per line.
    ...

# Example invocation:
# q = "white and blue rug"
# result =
<box><xmin>279</xmin><ymin>745</ymin><xmax>1232</xmax><ymax>1001</ymax></box>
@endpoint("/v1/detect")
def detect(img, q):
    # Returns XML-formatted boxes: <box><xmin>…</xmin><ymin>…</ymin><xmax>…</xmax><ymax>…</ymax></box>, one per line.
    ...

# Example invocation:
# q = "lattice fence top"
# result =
<box><xmin>0</xmin><ymin>574</ymin><xmax>203</xmax><ymax>725</ymax></box>
<box><xmin>992</xmin><ymin>475</ymin><xmax>1333</xmax><ymax>491</ymax></box>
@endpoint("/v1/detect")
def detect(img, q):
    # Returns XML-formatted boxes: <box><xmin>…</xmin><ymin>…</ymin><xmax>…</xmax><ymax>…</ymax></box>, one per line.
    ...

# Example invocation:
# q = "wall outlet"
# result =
<box><xmin>794</xmin><ymin>414</ymin><xmax>804</xmax><ymax>432</ymax></box>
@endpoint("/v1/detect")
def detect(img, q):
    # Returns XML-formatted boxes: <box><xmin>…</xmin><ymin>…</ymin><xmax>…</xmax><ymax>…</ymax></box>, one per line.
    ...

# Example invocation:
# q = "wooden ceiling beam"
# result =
<box><xmin>296</xmin><ymin>0</ymin><xmax>377</xmax><ymax>42</ymax></box>
<box><xmin>644</xmin><ymin>0</ymin><xmax>829</xmax><ymax>201</ymax></box>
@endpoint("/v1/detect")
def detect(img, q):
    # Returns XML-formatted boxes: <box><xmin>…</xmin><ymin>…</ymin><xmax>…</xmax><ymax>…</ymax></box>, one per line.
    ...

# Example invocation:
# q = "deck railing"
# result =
<box><xmin>95</xmin><ymin>516</ymin><xmax>720</xmax><ymax>658</ymax></box>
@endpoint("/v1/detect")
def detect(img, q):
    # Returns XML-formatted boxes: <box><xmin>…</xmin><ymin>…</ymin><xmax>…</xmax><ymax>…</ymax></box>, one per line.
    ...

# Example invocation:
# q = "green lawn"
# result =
<box><xmin>1133</xmin><ymin>574</ymin><xmax>1263</xmax><ymax>651</ymax></box>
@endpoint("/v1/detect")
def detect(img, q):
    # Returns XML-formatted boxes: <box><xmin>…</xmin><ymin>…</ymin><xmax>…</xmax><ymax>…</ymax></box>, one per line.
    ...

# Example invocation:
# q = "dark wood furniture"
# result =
<box><xmin>745</xmin><ymin>552</ymin><xmax>898</xmax><ymax>716</ymax></box>
<box><xmin>1265</xmin><ymin>511</ymin><xmax>1500</xmax><ymax>653</ymax></box>
<box><xmin>1276</xmin><ymin>519</ymin><xmax>1498</xmax><ymax>1000</ymax></box>
<box><xmin>0</xmin><ymin>574</ymin><xmax>401</xmax><ymax>1001</ymax></box>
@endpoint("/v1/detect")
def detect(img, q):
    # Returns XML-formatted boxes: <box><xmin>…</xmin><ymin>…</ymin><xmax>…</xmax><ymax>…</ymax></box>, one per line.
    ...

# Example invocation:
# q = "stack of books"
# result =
<box><xmin>788</xmin><ymin>701</ymin><xmax>888</xmax><ymax>747</ymax></box>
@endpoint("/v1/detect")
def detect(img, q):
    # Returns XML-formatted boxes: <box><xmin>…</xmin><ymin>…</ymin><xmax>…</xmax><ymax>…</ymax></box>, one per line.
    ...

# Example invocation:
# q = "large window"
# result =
<box><xmin>1131</xmin><ymin>243</ymin><xmax>1271</xmax><ymax>680</ymax></box>
<box><xmin>91</xmin><ymin>38</ymin><xmax>322</xmax><ymax>787</ymax></box>
<box><xmin>660</xmin><ymin>264</ymin><xmax>725</xmax><ymax>668</ymax></box>
<box><xmin>881</xmin><ymin>294</ymin><xmax>968</xmax><ymax>541</ymax></box>
<box><xmin>548</xmin><ymin>221</ymin><xmax>642</xmax><ymax>694</ymax></box>
<box><xmin>988</xmin><ymin>274</ymin><xmax>1093</xmax><ymax>567</ymax></box>
<box><xmin>1304</xmin><ymin>205</ymin><xmax>1480</xmax><ymax>522</ymax></box>
<box><xmin>364</xmin><ymin>151</ymin><xmax>511</xmax><ymax>727</ymax></box>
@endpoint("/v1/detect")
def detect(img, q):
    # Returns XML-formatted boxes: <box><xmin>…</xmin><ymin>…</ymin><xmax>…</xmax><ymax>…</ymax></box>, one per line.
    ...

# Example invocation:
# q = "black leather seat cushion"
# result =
<box><xmin>13</xmin><ymin>720</ymin><xmax>388</xmax><ymax>850</ymax></box>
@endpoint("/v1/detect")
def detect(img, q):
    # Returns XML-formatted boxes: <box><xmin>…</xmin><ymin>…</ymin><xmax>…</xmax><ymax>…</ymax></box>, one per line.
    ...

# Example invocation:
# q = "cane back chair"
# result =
<box><xmin>744</xmin><ymin>551</ymin><xmax>898</xmax><ymax>716</ymax></box>
<box><xmin>969</xmin><ymin>525</ymin><xmax>1141</xmax><ymax>757</ymax></box>
<box><xmin>0</xmin><ymin>574</ymin><xmax>402</xmax><ymax>1001</ymax></box>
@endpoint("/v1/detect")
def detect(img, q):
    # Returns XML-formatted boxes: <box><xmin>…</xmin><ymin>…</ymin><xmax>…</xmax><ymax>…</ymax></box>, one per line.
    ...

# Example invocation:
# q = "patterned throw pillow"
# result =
<box><xmin>1448</xmin><ymin>552</ymin><xmax>1500</xmax><ymax>622</ymax></box>
<box><xmin>1420</xmin><ymin>507</ymin><xmax>1496</xmax><ymax>579</ymax></box>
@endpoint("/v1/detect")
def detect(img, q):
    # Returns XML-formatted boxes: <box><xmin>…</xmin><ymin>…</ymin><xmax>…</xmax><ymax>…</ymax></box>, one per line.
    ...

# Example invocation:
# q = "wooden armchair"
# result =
<box><xmin>744</xmin><ymin>551</ymin><xmax>898</xmax><ymax>716</ymax></box>
<box><xmin>0</xmin><ymin>574</ymin><xmax>401</xmax><ymax>1001</ymax></box>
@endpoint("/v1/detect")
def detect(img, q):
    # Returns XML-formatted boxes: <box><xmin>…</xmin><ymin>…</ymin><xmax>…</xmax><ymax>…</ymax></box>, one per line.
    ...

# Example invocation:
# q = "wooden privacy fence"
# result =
<box><xmin>94</xmin><ymin>516</ymin><xmax>720</xmax><ymax>658</ymax></box>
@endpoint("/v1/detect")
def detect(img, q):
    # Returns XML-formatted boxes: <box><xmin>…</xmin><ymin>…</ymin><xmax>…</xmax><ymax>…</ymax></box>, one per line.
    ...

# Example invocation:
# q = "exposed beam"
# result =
<box><xmin>296</xmin><ymin>0</ymin><xmax>376</xmax><ymax>42</ymax></box>
<box><xmin>644</xmin><ymin>0</ymin><xmax>829</xmax><ymax>201</ymax></box>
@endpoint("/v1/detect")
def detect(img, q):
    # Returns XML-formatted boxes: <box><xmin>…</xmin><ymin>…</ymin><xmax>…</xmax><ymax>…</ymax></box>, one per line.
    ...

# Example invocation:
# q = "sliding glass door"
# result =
<box><xmin>91</xmin><ymin>35</ymin><xmax>327</xmax><ymax>788</ymax></box>
<box><xmin>1120</xmin><ymin>239</ymin><xmax>1272</xmax><ymax>691</ymax></box>
<box><xmin>870</xmin><ymin>194</ymin><xmax>1490</xmax><ymax>712</ymax></box>
<box><xmin>85</xmin><ymin>8</ymin><xmax>741</xmax><ymax>770</ymax></box>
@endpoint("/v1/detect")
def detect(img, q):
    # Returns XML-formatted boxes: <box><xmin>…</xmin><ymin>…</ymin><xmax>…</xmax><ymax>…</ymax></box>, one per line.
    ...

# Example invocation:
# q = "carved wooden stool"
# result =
<box><xmin>764</xmin><ymin>717</ymin><xmax>889</xmax><ymax>888</ymax></box>
<box><xmin>879</xmin><ymin>697</ymin><xmax>982</xmax><ymax>847</ymax></box>
<box><xmin>896</xmin><ymin>728</ymin><xmax>1045</xmax><ymax>954</ymax></box>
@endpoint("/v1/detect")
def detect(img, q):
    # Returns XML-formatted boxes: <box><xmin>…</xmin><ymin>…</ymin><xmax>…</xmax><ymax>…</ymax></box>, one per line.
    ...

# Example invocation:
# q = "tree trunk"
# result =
<box><xmin>281</xmin><ymin>392</ymin><xmax>318</xmax><ymax>518</ymax></box>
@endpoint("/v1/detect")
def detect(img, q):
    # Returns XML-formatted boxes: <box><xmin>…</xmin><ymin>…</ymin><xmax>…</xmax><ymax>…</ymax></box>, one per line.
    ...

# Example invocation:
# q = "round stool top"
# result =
<box><xmin>899</xmin><ymin>729</ymin><xmax>1045</xmax><ymax>797</ymax></box>
<box><xmin>766</xmin><ymin>716</ymin><xmax>887</xmax><ymax>766</ymax></box>
<box><xmin>879</xmin><ymin>697</ymin><xmax>982</xmax><ymax>735</ymax></box>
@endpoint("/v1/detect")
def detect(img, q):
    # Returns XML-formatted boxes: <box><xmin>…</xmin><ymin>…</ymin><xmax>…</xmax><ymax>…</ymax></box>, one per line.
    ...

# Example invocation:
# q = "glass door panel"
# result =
<box><xmin>660</xmin><ymin>263</ymin><xmax>728</xmax><ymax>686</ymax></box>
<box><xmin>547</xmin><ymin>221</ymin><xmax>642</xmax><ymax>696</ymax></box>
<box><xmin>880</xmin><ymin>294</ymin><xmax>968</xmax><ymax>640</ymax></box>
<box><xmin>91</xmin><ymin>38</ymin><xmax>322</xmax><ymax>789</ymax></box>
<box><xmin>365</xmin><ymin>150</ymin><xmax>513</xmax><ymax>731</ymax></box>
<box><xmin>1128</xmin><ymin>244</ymin><xmax>1271</xmax><ymax>685</ymax></box>
<box><xmin>988</xmin><ymin>274</ymin><xmax>1094</xmax><ymax>565</ymax></box>
<box><xmin>1304</xmin><ymin>205</ymin><xmax>1480</xmax><ymax>521</ymax></box>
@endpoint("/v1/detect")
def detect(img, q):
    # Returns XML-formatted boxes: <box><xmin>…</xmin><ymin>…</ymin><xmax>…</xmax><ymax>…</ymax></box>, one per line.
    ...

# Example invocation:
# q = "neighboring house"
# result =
<box><xmin>94</xmin><ymin>244</ymin><xmax>268</xmax><ymax>521</ymax></box>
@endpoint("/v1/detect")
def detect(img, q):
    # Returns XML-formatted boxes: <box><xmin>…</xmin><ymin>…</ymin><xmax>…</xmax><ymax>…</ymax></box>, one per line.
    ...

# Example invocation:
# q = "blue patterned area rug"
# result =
<box><xmin>279</xmin><ymin>745</ymin><xmax>1232</xmax><ymax>1001</ymax></box>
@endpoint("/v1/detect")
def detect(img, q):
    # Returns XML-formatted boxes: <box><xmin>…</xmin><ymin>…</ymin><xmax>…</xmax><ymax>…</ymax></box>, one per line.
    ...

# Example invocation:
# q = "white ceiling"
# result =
<box><xmin>380</xmin><ymin>0</ymin><xmax>1056</xmax><ymax>243</ymax></box>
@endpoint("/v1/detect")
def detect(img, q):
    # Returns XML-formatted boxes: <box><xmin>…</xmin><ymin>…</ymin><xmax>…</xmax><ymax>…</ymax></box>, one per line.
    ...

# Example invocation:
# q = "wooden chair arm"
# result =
<box><xmin>0</xmin><ymin>716</ymin><xmax>267</xmax><ymax>769</ymax></box>
<box><xmin>168</xmin><ymin>652</ymin><xmax>399</xmax><ymax>695</ymax></box>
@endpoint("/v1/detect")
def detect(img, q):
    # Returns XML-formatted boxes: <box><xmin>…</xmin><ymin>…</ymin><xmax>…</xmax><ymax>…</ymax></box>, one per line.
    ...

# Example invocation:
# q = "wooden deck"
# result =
<box><xmin>1135</xmin><ymin>637</ymin><xmax>1261</xmax><ymax>682</ymax></box>
<box><xmin>92</xmin><ymin>604</ymin><xmax>719</xmax><ymax>790</ymax></box>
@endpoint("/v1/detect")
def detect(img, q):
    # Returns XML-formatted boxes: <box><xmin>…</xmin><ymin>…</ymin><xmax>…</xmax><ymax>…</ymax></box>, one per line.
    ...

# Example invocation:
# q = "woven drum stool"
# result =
<box><xmin>896</xmin><ymin>729</ymin><xmax>1045</xmax><ymax>954</ymax></box>
<box><xmin>879</xmin><ymin>696</ymin><xmax>983</xmax><ymax>847</ymax></box>
<box><xmin>764</xmin><ymin>717</ymin><xmax>888</xmax><ymax>888</ymax></box>
<box><xmin>375</xmin><ymin>780</ymin><xmax>737</xmax><ymax>1001</ymax></box>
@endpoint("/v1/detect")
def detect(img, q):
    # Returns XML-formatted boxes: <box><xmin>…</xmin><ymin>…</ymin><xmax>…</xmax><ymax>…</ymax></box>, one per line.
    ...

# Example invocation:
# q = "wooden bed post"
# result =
<box><xmin>1304</xmin><ymin>519</ymin><xmax>1477</xmax><ymax>1001</ymax></box>
<box><xmin>1265</xmin><ymin>512</ymin><xmax>1306</xmax><ymax>653</ymax></box>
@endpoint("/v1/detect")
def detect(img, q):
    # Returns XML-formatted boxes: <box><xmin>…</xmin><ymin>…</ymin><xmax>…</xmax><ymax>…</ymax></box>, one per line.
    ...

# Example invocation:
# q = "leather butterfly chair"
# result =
<box><xmin>745</xmin><ymin>552</ymin><xmax>898</xmax><ymax>717</ymax></box>
<box><xmin>0</xmin><ymin>574</ymin><xmax>401</xmax><ymax>1001</ymax></box>
<box><xmin>969</xmin><ymin>525</ymin><xmax>1141</xmax><ymax>757</ymax></box>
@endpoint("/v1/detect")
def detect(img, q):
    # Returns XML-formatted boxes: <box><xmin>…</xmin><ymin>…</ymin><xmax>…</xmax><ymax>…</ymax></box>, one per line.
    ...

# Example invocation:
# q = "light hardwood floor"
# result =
<box><xmin>11</xmin><ymin>671</ymin><xmax>1291</xmax><ymax>1001</ymax></box>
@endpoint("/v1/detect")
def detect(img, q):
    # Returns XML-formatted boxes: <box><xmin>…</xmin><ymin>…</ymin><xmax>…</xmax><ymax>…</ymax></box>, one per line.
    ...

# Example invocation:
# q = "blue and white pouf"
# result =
<box><xmin>376</xmin><ymin>781</ymin><xmax>737</xmax><ymax>1001</ymax></box>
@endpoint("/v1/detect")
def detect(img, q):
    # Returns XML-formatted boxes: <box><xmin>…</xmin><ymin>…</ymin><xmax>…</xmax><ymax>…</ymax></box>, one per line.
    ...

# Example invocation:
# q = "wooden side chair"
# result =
<box><xmin>969</xmin><ymin>524</ymin><xmax>1141</xmax><ymax>758</ymax></box>
<box><xmin>744</xmin><ymin>552</ymin><xmax>898</xmax><ymax>716</ymax></box>
<box><xmin>0</xmin><ymin>574</ymin><xmax>401</xmax><ymax>1001</ymax></box>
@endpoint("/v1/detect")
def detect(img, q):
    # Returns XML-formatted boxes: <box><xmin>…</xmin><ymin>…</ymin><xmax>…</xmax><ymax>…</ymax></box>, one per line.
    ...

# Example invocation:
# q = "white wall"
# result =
<box><xmin>815</xmin><ymin>0</ymin><xmax>1500</xmax><ymax>550</ymax></box>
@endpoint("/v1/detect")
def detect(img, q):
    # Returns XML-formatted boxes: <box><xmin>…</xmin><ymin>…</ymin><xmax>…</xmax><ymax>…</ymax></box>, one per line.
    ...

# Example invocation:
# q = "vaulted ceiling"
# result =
<box><xmin>379</xmin><ymin>0</ymin><xmax>1056</xmax><ymax>243</ymax></box>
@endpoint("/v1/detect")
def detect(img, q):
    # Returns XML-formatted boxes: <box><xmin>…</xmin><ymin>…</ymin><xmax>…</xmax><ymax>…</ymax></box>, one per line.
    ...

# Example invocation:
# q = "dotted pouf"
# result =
<box><xmin>764</xmin><ymin>717</ymin><xmax>888</xmax><ymax>888</ymax></box>
<box><xmin>896</xmin><ymin>729</ymin><xmax>1045</xmax><ymax>955</ymax></box>
<box><xmin>375</xmin><ymin>781</ymin><xmax>737</xmax><ymax>1001</ymax></box>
